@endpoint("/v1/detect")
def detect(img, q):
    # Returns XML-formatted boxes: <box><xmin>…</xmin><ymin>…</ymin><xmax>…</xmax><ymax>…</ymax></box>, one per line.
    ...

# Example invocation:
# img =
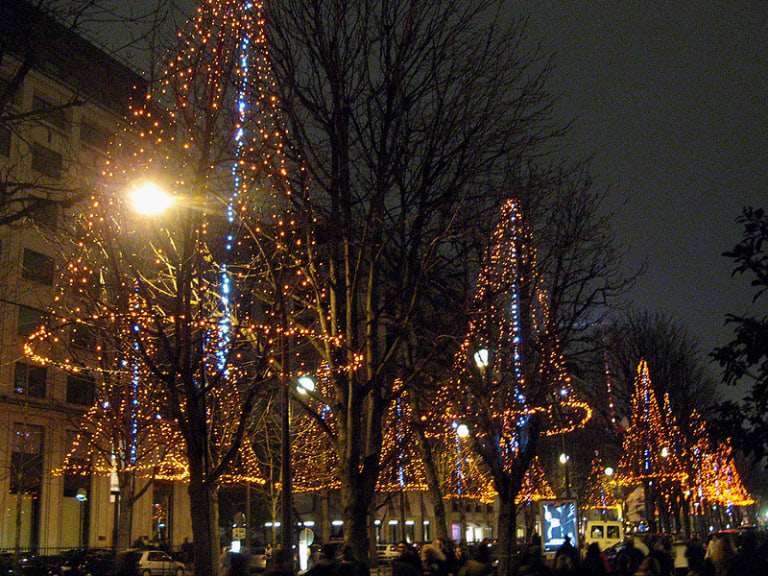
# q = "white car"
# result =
<box><xmin>376</xmin><ymin>544</ymin><xmax>399</xmax><ymax>562</ymax></box>
<box><xmin>121</xmin><ymin>549</ymin><xmax>186</xmax><ymax>576</ymax></box>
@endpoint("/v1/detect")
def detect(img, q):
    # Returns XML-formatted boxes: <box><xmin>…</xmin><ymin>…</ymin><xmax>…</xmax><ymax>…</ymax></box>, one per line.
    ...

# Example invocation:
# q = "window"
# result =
<box><xmin>11</xmin><ymin>424</ymin><xmax>43</xmax><ymax>548</ymax></box>
<box><xmin>30</xmin><ymin>143</ymin><xmax>63</xmax><ymax>179</ymax></box>
<box><xmin>14</xmin><ymin>362</ymin><xmax>47</xmax><ymax>397</ymax></box>
<box><xmin>17</xmin><ymin>305</ymin><xmax>46</xmax><ymax>336</ymax></box>
<box><xmin>80</xmin><ymin>122</ymin><xmax>110</xmax><ymax>150</ymax></box>
<box><xmin>607</xmin><ymin>525</ymin><xmax>621</xmax><ymax>539</ymax></box>
<box><xmin>11</xmin><ymin>424</ymin><xmax>44</xmax><ymax>493</ymax></box>
<box><xmin>405</xmin><ymin>522</ymin><xmax>415</xmax><ymax>543</ymax></box>
<box><xmin>22</xmin><ymin>249</ymin><xmax>55</xmax><ymax>285</ymax></box>
<box><xmin>67</xmin><ymin>374</ymin><xmax>95</xmax><ymax>405</ymax></box>
<box><xmin>30</xmin><ymin>202</ymin><xmax>59</xmax><ymax>230</ymax></box>
<box><xmin>70</xmin><ymin>323</ymin><xmax>96</xmax><ymax>350</ymax></box>
<box><xmin>0</xmin><ymin>77</ymin><xmax>23</xmax><ymax>109</ymax></box>
<box><xmin>33</xmin><ymin>95</ymin><xmax>69</xmax><ymax>132</ymax></box>
<box><xmin>0</xmin><ymin>125</ymin><xmax>10</xmax><ymax>156</ymax></box>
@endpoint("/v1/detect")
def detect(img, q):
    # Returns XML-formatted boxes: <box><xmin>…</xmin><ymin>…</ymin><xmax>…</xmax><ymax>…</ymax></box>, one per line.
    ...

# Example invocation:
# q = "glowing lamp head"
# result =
<box><xmin>129</xmin><ymin>181</ymin><xmax>173</xmax><ymax>216</ymax></box>
<box><xmin>456</xmin><ymin>424</ymin><xmax>470</xmax><ymax>438</ymax></box>
<box><xmin>75</xmin><ymin>488</ymin><xmax>88</xmax><ymax>502</ymax></box>
<box><xmin>559</xmin><ymin>453</ymin><xmax>570</xmax><ymax>464</ymax></box>
<box><xmin>604</xmin><ymin>467</ymin><xmax>615</xmax><ymax>477</ymax></box>
<box><xmin>297</xmin><ymin>375</ymin><xmax>316</xmax><ymax>394</ymax></box>
<box><xmin>474</xmin><ymin>348</ymin><xmax>490</xmax><ymax>369</ymax></box>
<box><xmin>661</xmin><ymin>446</ymin><xmax>669</xmax><ymax>458</ymax></box>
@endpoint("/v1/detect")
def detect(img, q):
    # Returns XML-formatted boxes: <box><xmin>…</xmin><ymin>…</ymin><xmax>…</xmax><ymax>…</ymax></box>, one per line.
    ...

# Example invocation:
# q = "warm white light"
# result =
<box><xmin>604</xmin><ymin>467</ymin><xmax>614</xmax><ymax>477</ymax></box>
<box><xmin>474</xmin><ymin>348</ymin><xmax>490</xmax><ymax>368</ymax></box>
<box><xmin>661</xmin><ymin>446</ymin><xmax>669</xmax><ymax>458</ymax></box>
<box><xmin>129</xmin><ymin>181</ymin><xmax>173</xmax><ymax>215</ymax></box>
<box><xmin>456</xmin><ymin>424</ymin><xmax>470</xmax><ymax>438</ymax></box>
<box><xmin>297</xmin><ymin>375</ymin><xmax>316</xmax><ymax>394</ymax></box>
<box><xmin>559</xmin><ymin>453</ymin><xmax>570</xmax><ymax>464</ymax></box>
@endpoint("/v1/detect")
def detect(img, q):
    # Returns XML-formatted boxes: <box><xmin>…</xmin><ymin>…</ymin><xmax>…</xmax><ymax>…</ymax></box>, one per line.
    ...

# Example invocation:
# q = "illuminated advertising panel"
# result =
<box><xmin>540</xmin><ymin>500</ymin><xmax>578</xmax><ymax>552</ymax></box>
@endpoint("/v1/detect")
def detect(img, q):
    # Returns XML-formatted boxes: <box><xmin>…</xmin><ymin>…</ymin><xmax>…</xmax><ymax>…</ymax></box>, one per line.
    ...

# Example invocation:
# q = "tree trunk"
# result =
<box><xmin>341</xmin><ymin>478</ymin><xmax>373</xmax><ymax>564</ymax></box>
<box><xmin>496</xmin><ymin>494</ymin><xmax>517</xmax><ymax>576</ymax></box>
<box><xmin>116</xmin><ymin>492</ymin><xmax>133</xmax><ymax>551</ymax></box>
<box><xmin>189</xmin><ymin>477</ymin><xmax>218</xmax><ymax>576</ymax></box>
<box><xmin>14</xmin><ymin>489</ymin><xmax>23</xmax><ymax>558</ymax></box>
<box><xmin>409</xmin><ymin>395</ymin><xmax>450</xmax><ymax>543</ymax></box>
<box><xmin>319</xmin><ymin>489</ymin><xmax>331</xmax><ymax>545</ymax></box>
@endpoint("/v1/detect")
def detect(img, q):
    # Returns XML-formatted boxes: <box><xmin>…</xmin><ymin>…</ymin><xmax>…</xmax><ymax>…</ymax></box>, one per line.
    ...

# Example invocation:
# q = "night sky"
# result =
<box><xmin>521</xmin><ymin>1</ymin><xmax>768</xmax><ymax>374</ymax></box>
<box><xmin>92</xmin><ymin>1</ymin><xmax>768</xmax><ymax>397</ymax></box>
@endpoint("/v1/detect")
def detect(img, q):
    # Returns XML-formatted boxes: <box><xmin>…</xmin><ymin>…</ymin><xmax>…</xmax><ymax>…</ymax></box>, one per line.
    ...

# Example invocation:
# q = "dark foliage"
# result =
<box><xmin>712</xmin><ymin>207</ymin><xmax>768</xmax><ymax>460</ymax></box>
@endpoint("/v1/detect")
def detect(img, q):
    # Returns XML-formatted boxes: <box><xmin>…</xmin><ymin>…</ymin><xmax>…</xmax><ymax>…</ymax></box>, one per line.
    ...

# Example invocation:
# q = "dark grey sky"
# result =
<box><xmin>521</xmin><ymin>1</ymin><xmax>768</xmax><ymax>368</ymax></box>
<box><xmin>90</xmin><ymin>1</ymin><xmax>767</xmax><ymax>394</ymax></box>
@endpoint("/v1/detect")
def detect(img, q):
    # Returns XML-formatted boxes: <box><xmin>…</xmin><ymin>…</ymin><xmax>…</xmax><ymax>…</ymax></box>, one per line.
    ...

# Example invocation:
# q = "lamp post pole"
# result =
<box><xmin>279</xmin><ymin>304</ymin><xmax>292</xmax><ymax>560</ymax></box>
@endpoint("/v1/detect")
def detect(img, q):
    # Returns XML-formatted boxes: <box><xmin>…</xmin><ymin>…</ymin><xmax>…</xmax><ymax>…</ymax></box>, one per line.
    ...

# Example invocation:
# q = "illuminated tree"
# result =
<box><xmin>688</xmin><ymin>410</ymin><xmax>753</xmax><ymax>531</ymax></box>
<box><xmin>262</xmin><ymin>0</ymin><xmax>571</xmax><ymax>562</ymax></box>
<box><xmin>35</xmin><ymin>1</ymin><xmax>294</xmax><ymax>573</ymax></box>
<box><xmin>616</xmin><ymin>360</ymin><xmax>687</xmax><ymax>532</ymax></box>
<box><xmin>582</xmin><ymin>452</ymin><xmax>619</xmax><ymax>520</ymax></box>
<box><xmin>20</xmin><ymin>202</ymin><xmax>184</xmax><ymax>551</ymax></box>
<box><xmin>444</xmin><ymin>199</ymin><xmax>591</xmax><ymax>575</ymax></box>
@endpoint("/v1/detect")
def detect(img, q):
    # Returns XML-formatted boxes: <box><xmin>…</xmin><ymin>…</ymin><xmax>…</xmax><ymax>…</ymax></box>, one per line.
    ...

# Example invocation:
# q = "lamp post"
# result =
<box><xmin>560</xmin><ymin>452</ymin><xmax>571</xmax><ymax>498</ymax></box>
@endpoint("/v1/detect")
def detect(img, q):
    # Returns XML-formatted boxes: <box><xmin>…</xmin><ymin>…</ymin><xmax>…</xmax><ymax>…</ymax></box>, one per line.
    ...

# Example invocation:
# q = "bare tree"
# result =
<box><xmin>262</xmin><ymin>0</ymin><xmax>569</xmax><ymax>561</ymax></box>
<box><xmin>593</xmin><ymin>309</ymin><xmax>718</xmax><ymax>428</ymax></box>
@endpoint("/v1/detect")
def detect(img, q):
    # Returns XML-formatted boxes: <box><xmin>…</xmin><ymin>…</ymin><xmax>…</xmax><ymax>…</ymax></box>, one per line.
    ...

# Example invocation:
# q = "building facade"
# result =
<box><xmin>0</xmin><ymin>0</ymin><xmax>191</xmax><ymax>552</ymax></box>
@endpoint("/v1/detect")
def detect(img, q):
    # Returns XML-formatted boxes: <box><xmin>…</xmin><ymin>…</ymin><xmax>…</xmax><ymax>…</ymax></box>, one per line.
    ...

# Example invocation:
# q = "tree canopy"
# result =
<box><xmin>712</xmin><ymin>206</ymin><xmax>768</xmax><ymax>461</ymax></box>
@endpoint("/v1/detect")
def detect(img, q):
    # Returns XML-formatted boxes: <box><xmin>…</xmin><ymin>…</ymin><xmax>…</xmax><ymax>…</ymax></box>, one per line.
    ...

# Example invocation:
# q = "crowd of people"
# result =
<box><xmin>217</xmin><ymin>529</ymin><xmax>768</xmax><ymax>576</ymax></box>
<box><xmin>513</xmin><ymin>530</ymin><xmax>768</xmax><ymax>576</ymax></box>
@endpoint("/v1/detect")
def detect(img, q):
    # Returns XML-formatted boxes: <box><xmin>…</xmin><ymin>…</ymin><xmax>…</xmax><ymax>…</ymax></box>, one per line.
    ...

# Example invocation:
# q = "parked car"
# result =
<box><xmin>0</xmin><ymin>552</ymin><xmax>55</xmax><ymax>576</ymax></box>
<box><xmin>116</xmin><ymin>550</ymin><xmax>184</xmax><ymax>576</ymax></box>
<box><xmin>75</xmin><ymin>549</ymin><xmax>117</xmax><ymax>576</ymax></box>
<box><xmin>376</xmin><ymin>544</ymin><xmax>399</xmax><ymax>563</ymax></box>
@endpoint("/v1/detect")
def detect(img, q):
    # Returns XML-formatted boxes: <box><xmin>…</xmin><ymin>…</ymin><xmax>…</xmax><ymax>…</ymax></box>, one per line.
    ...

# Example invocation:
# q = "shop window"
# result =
<box><xmin>10</xmin><ymin>424</ymin><xmax>44</xmax><ymax>548</ymax></box>
<box><xmin>153</xmin><ymin>481</ymin><xmax>174</xmax><ymax>545</ymax></box>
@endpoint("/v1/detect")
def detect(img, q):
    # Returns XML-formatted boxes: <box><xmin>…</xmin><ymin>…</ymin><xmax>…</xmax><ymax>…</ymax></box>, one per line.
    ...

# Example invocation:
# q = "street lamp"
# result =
<box><xmin>473</xmin><ymin>348</ymin><xmax>490</xmax><ymax>369</ymax></box>
<box><xmin>296</xmin><ymin>375</ymin><xmax>316</xmax><ymax>394</ymax></box>
<box><xmin>128</xmin><ymin>181</ymin><xmax>174</xmax><ymax>216</ymax></box>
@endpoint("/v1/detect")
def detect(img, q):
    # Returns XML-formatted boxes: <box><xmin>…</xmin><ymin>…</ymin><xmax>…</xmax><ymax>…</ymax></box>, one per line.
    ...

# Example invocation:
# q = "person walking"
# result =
<box><xmin>457</xmin><ymin>544</ymin><xmax>493</xmax><ymax>576</ymax></box>
<box><xmin>581</xmin><ymin>543</ymin><xmax>608</xmax><ymax>576</ymax></box>
<box><xmin>393</xmin><ymin>542</ymin><xmax>422</xmax><ymax>576</ymax></box>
